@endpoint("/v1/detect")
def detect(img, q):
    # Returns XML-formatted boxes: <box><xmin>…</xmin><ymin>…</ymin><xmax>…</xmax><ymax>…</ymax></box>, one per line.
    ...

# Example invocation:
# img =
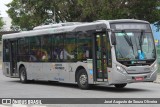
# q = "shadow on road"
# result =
<box><xmin>8</xmin><ymin>80</ymin><xmax>151</xmax><ymax>93</ymax></box>
<box><xmin>91</xmin><ymin>85</ymin><xmax>150</xmax><ymax>93</ymax></box>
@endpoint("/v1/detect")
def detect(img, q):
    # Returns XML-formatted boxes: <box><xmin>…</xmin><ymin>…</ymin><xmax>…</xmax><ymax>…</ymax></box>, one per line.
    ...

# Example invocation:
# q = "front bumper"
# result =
<box><xmin>109</xmin><ymin>68</ymin><xmax>157</xmax><ymax>85</ymax></box>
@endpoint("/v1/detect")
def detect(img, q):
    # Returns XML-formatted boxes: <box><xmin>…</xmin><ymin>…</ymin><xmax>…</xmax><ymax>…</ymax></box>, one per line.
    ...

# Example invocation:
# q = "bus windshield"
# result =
<box><xmin>114</xmin><ymin>31</ymin><xmax>156</xmax><ymax>61</ymax></box>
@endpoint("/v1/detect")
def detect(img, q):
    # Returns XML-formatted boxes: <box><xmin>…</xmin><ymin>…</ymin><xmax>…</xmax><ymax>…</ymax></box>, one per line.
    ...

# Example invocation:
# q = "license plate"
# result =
<box><xmin>135</xmin><ymin>77</ymin><xmax>144</xmax><ymax>81</ymax></box>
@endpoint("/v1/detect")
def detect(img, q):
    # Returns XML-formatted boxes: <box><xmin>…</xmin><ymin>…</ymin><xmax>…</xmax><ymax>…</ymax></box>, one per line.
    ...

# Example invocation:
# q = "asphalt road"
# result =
<box><xmin>0</xmin><ymin>68</ymin><xmax>160</xmax><ymax>107</ymax></box>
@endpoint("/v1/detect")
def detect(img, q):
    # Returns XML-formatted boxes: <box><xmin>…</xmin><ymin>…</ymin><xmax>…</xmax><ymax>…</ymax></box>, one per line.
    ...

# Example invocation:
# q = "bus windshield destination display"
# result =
<box><xmin>111</xmin><ymin>23</ymin><xmax>150</xmax><ymax>30</ymax></box>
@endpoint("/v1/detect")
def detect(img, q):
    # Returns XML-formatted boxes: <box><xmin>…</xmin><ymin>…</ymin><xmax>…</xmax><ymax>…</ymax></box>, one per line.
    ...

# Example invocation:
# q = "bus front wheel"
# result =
<box><xmin>77</xmin><ymin>69</ymin><xmax>89</xmax><ymax>89</ymax></box>
<box><xmin>114</xmin><ymin>83</ymin><xmax>127</xmax><ymax>88</ymax></box>
<box><xmin>19</xmin><ymin>66</ymin><xmax>27</xmax><ymax>83</ymax></box>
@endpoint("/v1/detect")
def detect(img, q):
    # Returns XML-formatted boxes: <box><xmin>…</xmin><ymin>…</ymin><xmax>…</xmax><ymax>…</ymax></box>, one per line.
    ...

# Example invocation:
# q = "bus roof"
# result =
<box><xmin>2</xmin><ymin>21</ymin><xmax>106</xmax><ymax>39</ymax></box>
<box><xmin>2</xmin><ymin>19</ymin><xmax>149</xmax><ymax>39</ymax></box>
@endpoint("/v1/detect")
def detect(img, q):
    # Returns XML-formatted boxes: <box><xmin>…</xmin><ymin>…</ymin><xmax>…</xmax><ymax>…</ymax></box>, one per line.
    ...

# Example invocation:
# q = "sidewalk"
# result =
<box><xmin>154</xmin><ymin>74</ymin><xmax>160</xmax><ymax>84</ymax></box>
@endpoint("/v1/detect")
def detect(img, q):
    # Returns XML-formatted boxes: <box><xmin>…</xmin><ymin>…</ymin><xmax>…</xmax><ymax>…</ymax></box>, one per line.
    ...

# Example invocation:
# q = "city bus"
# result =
<box><xmin>2</xmin><ymin>19</ymin><xmax>158</xmax><ymax>89</ymax></box>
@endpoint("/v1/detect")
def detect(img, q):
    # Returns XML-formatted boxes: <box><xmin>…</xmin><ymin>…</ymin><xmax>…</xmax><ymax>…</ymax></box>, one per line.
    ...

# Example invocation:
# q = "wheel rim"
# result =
<box><xmin>20</xmin><ymin>69</ymin><xmax>25</xmax><ymax>81</ymax></box>
<box><xmin>79</xmin><ymin>74</ymin><xmax>87</xmax><ymax>85</ymax></box>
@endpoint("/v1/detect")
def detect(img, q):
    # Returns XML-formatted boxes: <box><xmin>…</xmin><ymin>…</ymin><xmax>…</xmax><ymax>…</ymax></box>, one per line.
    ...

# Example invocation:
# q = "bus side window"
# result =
<box><xmin>29</xmin><ymin>37</ymin><xmax>41</xmax><ymax>62</ymax></box>
<box><xmin>77</xmin><ymin>32</ymin><xmax>92</xmax><ymax>60</ymax></box>
<box><xmin>64</xmin><ymin>33</ymin><xmax>75</xmax><ymax>61</ymax></box>
<box><xmin>18</xmin><ymin>38</ymin><xmax>29</xmax><ymax>62</ymax></box>
<box><xmin>3</xmin><ymin>40</ymin><xmax>10</xmax><ymax>62</ymax></box>
<box><xmin>41</xmin><ymin>35</ymin><xmax>52</xmax><ymax>61</ymax></box>
<box><xmin>53</xmin><ymin>35</ymin><xmax>64</xmax><ymax>61</ymax></box>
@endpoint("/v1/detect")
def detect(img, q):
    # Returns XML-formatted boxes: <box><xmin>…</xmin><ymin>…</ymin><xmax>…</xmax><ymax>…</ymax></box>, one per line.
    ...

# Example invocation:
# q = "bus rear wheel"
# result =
<box><xmin>77</xmin><ymin>69</ymin><xmax>89</xmax><ymax>89</ymax></box>
<box><xmin>19</xmin><ymin>66</ymin><xmax>27</xmax><ymax>83</ymax></box>
<box><xmin>114</xmin><ymin>83</ymin><xmax>127</xmax><ymax>88</ymax></box>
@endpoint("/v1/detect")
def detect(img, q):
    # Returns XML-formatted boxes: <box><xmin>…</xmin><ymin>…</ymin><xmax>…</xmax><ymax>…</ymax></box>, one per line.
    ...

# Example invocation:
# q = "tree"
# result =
<box><xmin>0</xmin><ymin>13</ymin><xmax>4</xmax><ymax>41</ymax></box>
<box><xmin>7</xmin><ymin>0</ymin><xmax>160</xmax><ymax>30</ymax></box>
<box><xmin>7</xmin><ymin>0</ymin><xmax>37</xmax><ymax>30</ymax></box>
<box><xmin>0</xmin><ymin>17</ymin><xmax>4</xmax><ymax>30</ymax></box>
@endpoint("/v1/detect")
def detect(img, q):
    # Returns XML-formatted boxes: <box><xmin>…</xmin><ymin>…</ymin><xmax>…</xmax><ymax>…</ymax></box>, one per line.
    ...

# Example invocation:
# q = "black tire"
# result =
<box><xmin>77</xmin><ymin>69</ymin><xmax>89</xmax><ymax>89</ymax></box>
<box><xmin>114</xmin><ymin>83</ymin><xmax>127</xmax><ymax>88</ymax></box>
<box><xmin>19</xmin><ymin>66</ymin><xmax>28</xmax><ymax>83</ymax></box>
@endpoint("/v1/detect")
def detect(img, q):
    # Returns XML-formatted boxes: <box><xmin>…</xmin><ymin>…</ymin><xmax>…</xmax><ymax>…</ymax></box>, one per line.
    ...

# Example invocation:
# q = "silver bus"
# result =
<box><xmin>2</xmin><ymin>19</ymin><xmax>158</xmax><ymax>89</ymax></box>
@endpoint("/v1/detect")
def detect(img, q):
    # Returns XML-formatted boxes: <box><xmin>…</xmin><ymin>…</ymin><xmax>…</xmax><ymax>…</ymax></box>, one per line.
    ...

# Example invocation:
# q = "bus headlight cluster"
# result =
<box><xmin>116</xmin><ymin>65</ymin><xmax>127</xmax><ymax>74</ymax></box>
<box><xmin>151</xmin><ymin>63</ymin><xmax>158</xmax><ymax>71</ymax></box>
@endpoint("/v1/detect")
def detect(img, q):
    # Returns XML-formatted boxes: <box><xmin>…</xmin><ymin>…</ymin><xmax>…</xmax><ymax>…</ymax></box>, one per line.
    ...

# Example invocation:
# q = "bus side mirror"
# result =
<box><xmin>111</xmin><ymin>34</ymin><xmax>116</xmax><ymax>45</ymax></box>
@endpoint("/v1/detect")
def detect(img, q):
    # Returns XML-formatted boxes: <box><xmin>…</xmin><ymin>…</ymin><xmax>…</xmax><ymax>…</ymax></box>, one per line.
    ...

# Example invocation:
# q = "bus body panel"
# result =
<box><xmin>17</xmin><ymin>62</ymin><xmax>94</xmax><ymax>84</ymax></box>
<box><xmin>2</xmin><ymin>62</ymin><xmax>11</xmax><ymax>77</ymax></box>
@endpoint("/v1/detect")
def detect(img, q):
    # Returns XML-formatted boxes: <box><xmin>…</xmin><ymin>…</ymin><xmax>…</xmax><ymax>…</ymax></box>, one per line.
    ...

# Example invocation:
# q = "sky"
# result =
<box><xmin>0</xmin><ymin>0</ymin><xmax>13</xmax><ymax>17</ymax></box>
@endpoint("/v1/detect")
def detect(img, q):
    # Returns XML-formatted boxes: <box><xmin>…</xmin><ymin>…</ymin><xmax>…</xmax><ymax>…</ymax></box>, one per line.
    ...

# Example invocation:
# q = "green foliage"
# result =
<box><xmin>0</xmin><ymin>15</ymin><xmax>4</xmax><ymax>40</ymax></box>
<box><xmin>0</xmin><ymin>17</ymin><xmax>4</xmax><ymax>30</ymax></box>
<box><xmin>6</xmin><ymin>0</ymin><xmax>160</xmax><ymax>30</ymax></box>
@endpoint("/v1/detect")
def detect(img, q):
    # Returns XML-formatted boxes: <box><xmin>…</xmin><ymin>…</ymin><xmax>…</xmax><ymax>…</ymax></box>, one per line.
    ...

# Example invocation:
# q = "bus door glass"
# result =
<box><xmin>95</xmin><ymin>32</ymin><xmax>109</xmax><ymax>81</ymax></box>
<box><xmin>10</xmin><ymin>40</ymin><xmax>18</xmax><ymax>77</ymax></box>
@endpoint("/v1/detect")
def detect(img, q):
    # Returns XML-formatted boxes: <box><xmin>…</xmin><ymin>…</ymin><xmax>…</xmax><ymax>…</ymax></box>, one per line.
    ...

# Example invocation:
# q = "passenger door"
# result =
<box><xmin>94</xmin><ymin>32</ymin><xmax>110</xmax><ymax>81</ymax></box>
<box><xmin>10</xmin><ymin>40</ymin><xmax>18</xmax><ymax>77</ymax></box>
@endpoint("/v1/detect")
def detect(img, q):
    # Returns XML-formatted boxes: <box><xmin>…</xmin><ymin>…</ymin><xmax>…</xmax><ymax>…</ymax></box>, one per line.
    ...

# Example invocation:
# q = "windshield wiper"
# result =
<box><xmin>122</xmin><ymin>30</ymin><xmax>134</xmax><ymax>53</ymax></box>
<box><xmin>139</xmin><ymin>30</ymin><xmax>145</xmax><ymax>51</ymax></box>
<box><xmin>122</xmin><ymin>30</ymin><xmax>133</xmax><ymax>47</ymax></box>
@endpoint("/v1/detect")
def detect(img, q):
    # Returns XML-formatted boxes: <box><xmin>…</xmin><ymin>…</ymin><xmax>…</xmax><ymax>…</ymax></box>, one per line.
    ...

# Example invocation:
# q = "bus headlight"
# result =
<box><xmin>116</xmin><ymin>65</ymin><xmax>127</xmax><ymax>74</ymax></box>
<box><xmin>151</xmin><ymin>63</ymin><xmax>158</xmax><ymax>71</ymax></box>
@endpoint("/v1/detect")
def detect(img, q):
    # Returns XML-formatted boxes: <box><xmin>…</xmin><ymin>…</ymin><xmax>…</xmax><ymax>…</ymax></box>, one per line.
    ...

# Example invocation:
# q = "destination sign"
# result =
<box><xmin>111</xmin><ymin>23</ymin><xmax>150</xmax><ymax>30</ymax></box>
